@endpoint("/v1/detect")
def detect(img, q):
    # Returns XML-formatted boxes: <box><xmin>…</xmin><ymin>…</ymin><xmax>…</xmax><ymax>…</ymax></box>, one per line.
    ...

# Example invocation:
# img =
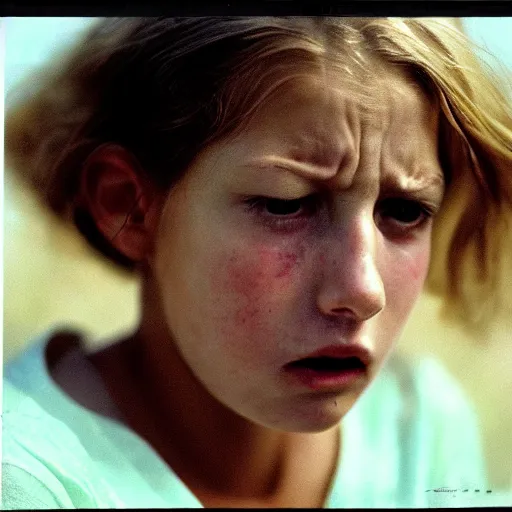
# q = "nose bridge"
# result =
<box><xmin>318</xmin><ymin>209</ymin><xmax>385</xmax><ymax>320</ymax></box>
<box><xmin>341</xmin><ymin>211</ymin><xmax>381</xmax><ymax>290</ymax></box>
<box><xmin>344</xmin><ymin>209</ymin><xmax>373</xmax><ymax>260</ymax></box>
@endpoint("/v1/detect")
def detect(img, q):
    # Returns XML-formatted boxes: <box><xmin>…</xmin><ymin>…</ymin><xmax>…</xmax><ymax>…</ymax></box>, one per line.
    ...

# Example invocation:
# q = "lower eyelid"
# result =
<box><xmin>380</xmin><ymin>217</ymin><xmax>432</xmax><ymax>239</ymax></box>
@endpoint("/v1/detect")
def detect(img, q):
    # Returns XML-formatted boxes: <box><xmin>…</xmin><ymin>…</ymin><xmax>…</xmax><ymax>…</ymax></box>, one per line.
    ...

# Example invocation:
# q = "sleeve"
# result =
<box><xmin>1</xmin><ymin>382</ymin><xmax>99</xmax><ymax>509</ymax></box>
<box><xmin>2</xmin><ymin>425</ymin><xmax>78</xmax><ymax>510</ymax></box>
<box><xmin>2</xmin><ymin>464</ymin><xmax>70</xmax><ymax>510</ymax></box>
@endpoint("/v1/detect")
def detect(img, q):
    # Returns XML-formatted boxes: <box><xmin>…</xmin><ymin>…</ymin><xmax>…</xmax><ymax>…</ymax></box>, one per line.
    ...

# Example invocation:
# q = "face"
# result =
<box><xmin>150</xmin><ymin>66</ymin><xmax>444</xmax><ymax>433</ymax></box>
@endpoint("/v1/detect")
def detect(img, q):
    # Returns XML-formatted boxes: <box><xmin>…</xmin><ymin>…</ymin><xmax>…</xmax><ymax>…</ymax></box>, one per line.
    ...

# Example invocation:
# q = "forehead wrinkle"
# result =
<box><xmin>229</xmin><ymin>66</ymin><xmax>440</xmax><ymax>199</ymax></box>
<box><xmin>370</xmin><ymin>72</ymin><xmax>443</xmax><ymax>197</ymax></box>
<box><xmin>243</xmin><ymin>90</ymin><xmax>360</xmax><ymax>184</ymax></box>
<box><xmin>379</xmin><ymin>119</ymin><xmax>443</xmax><ymax>196</ymax></box>
<box><xmin>283</xmin><ymin>86</ymin><xmax>358</xmax><ymax>172</ymax></box>
<box><xmin>244</xmin><ymin>155</ymin><xmax>339</xmax><ymax>181</ymax></box>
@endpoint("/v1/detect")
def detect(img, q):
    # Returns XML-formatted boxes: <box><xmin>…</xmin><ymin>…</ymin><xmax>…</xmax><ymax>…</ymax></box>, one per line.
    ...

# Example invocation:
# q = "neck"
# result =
<box><xmin>100</xmin><ymin>273</ymin><xmax>339</xmax><ymax>505</ymax></box>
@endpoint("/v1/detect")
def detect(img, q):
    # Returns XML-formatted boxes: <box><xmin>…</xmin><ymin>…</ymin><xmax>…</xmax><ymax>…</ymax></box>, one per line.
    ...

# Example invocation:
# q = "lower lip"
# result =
<box><xmin>284</xmin><ymin>366</ymin><xmax>367</xmax><ymax>390</ymax></box>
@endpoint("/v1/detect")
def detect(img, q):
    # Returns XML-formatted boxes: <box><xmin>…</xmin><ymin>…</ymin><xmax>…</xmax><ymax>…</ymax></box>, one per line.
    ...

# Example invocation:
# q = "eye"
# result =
<box><xmin>260</xmin><ymin>197</ymin><xmax>305</xmax><ymax>216</ymax></box>
<box><xmin>243</xmin><ymin>195</ymin><xmax>320</xmax><ymax>230</ymax></box>
<box><xmin>376</xmin><ymin>197</ymin><xmax>433</xmax><ymax>233</ymax></box>
<box><xmin>380</xmin><ymin>198</ymin><xmax>425</xmax><ymax>223</ymax></box>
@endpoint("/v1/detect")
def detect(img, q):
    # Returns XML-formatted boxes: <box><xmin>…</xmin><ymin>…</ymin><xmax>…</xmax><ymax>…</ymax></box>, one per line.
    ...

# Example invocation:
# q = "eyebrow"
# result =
<box><xmin>245</xmin><ymin>156</ymin><xmax>338</xmax><ymax>181</ymax></box>
<box><xmin>379</xmin><ymin>169</ymin><xmax>445</xmax><ymax>202</ymax></box>
<box><xmin>246</xmin><ymin>156</ymin><xmax>445</xmax><ymax>199</ymax></box>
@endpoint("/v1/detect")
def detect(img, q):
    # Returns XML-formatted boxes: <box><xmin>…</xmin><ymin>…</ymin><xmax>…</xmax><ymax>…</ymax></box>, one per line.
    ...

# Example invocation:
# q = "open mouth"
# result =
<box><xmin>286</xmin><ymin>356</ymin><xmax>366</xmax><ymax>372</ymax></box>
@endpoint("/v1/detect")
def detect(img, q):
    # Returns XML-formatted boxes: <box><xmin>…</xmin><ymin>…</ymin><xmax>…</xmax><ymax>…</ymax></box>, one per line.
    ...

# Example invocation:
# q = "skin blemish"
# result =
<box><xmin>274</xmin><ymin>251</ymin><xmax>299</xmax><ymax>278</ymax></box>
<box><xmin>217</xmin><ymin>245</ymin><xmax>305</xmax><ymax>337</ymax></box>
<box><xmin>225</xmin><ymin>251</ymin><xmax>266</xmax><ymax>299</ymax></box>
<box><xmin>227</xmin><ymin>247</ymin><xmax>302</xmax><ymax>296</ymax></box>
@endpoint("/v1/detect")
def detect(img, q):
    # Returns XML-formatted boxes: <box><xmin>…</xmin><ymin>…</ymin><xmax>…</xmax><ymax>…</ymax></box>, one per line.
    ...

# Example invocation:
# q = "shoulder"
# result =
<box><xmin>405</xmin><ymin>355</ymin><xmax>477</xmax><ymax>414</ymax></box>
<box><xmin>388</xmin><ymin>353</ymin><xmax>489</xmax><ymax>506</ymax></box>
<box><xmin>342</xmin><ymin>353</ymin><xmax>488</xmax><ymax>507</ymax></box>
<box><xmin>3</xmin><ymin>333</ymin><xmax>204</xmax><ymax>508</ymax></box>
<box><xmin>2</xmin><ymin>380</ymin><xmax>104</xmax><ymax>508</ymax></box>
<box><xmin>402</xmin><ymin>355</ymin><xmax>485</xmax><ymax>462</ymax></box>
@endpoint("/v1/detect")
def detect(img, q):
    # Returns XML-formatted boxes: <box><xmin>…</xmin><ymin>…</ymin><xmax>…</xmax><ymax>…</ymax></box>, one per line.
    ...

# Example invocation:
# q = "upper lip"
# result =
<box><xmin>287</xmin><ymin>344</ymin><xmax>373</xmax><ymax>367</ymax></box>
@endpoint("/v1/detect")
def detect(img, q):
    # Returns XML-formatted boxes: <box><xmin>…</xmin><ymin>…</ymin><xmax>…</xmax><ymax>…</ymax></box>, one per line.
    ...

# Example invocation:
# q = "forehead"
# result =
<box><xmin>186</xmin><ymin>63</ymin><xmax>443</xmax><ymax>197</ymax></box>
<box><xmin>238</xmin><ymin>67</ymin><xmax>439</xmax><ymax>166</ymax></box>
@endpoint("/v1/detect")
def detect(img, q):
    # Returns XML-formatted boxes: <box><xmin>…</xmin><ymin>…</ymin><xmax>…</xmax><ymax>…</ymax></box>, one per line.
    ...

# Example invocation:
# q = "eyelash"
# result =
<box><xmin>243</xmin><ymin>194</ymin><xmax>435</xmax><ymax>235</ymax></box>
<box><xmin>377</xmin><ymin>197</ymin><xmax>434</xmax><ymax>235</ymax></box>
<box><xmin>243</xmin><ymin>195</ymin><xmax>321</xmax><ymax>231</ymax></box>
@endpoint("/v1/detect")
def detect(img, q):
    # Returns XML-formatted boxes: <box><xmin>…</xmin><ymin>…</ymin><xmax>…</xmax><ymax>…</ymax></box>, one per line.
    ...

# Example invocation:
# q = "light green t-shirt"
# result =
<box><xmin>1</xmin><ymin>329</ymin><xmax>504</xmax><ymax>508</ymax></box>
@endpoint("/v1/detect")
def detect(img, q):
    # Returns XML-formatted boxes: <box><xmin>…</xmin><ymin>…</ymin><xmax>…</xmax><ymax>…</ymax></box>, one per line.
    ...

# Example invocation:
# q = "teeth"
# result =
<box><xmin>291</xmin><ymin>356</ymin><xmax>363</xmax><ymax>371</ymax></box>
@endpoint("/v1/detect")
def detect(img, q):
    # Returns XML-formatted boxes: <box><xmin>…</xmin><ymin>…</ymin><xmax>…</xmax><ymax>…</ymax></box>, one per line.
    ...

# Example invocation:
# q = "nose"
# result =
<box><xmin>316</xmin><ymin>213</ymin><xmax>385</xmax><ymax>322</ymax></box>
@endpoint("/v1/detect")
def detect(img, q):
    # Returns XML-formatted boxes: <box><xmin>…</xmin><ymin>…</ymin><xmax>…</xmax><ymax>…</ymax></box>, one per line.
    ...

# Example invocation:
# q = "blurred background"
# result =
<box><xmin>3</xmin><ymin>17</ymin><xmax>512</xmax><ymax>492</ymax></box>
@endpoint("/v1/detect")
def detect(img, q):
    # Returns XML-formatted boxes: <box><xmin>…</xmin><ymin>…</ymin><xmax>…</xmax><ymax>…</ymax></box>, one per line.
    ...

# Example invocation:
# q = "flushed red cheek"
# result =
<box><xmin>212</xmin><ymin>246</ymin><xmax>302</xmax><ymax>346</ymax></box>
<box><xmin>226</xmin><ymin>247</ymin><xmax>300</xmax><ymax>297</ymax></box>
<box><xmin>388</xmin><ymin>248</ymin><xmax>430</xmax><ymax>305</ymax></box>
<box><xmin>408</xmin><ymin>248</ymin><xmax>430</xmax><ymax>283</ymax></box>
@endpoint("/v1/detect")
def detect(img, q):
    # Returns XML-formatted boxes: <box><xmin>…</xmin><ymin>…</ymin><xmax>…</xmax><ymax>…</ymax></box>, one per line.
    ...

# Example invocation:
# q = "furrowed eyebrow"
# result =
<box><xmin>380</xmin><ymin>170</ymin><xmax>446</xmax><ymax>204</ymax></box>
<box><xmin>245</xmin><ymin>156</ymin><xmax>446</xmax><ymax>206</ymax></box>
<box><xmin>245</xmin><ymin>156</ymin><xmax>338</xmax><ymax>181</ymax></box>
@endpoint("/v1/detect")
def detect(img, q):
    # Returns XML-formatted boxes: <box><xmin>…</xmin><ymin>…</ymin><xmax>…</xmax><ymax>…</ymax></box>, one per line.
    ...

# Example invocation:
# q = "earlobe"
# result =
<box><xmin>78</xmin><ymin>144</ymin><xmax>161</xmax><ymax>263</ymax></box>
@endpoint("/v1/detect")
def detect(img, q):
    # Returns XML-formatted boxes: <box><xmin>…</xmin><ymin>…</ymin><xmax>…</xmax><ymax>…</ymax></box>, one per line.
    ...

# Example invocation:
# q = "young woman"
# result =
<box><xmin>3</xmin><ymin>17</ymin><xmax>512</xmax><ymax>508</ymax></box>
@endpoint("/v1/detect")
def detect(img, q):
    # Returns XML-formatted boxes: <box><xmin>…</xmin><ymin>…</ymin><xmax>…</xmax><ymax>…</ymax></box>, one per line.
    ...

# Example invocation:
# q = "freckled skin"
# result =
<box><xmin>215</xmin><ymin>246</ymin><xmax>304</xmax><ymax>363</ymax></box>
<box><xmin>151</xmin><ymin>69</ymin><xmax>443</xmax><ymax>433</ymax></box>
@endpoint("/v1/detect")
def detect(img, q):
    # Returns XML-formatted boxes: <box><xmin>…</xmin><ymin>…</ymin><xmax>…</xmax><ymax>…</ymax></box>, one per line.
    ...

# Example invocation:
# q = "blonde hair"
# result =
<box><xmin>6</xmin><ymin>17</ymin><xmax>512</xmax><ymax>328</ymax></box>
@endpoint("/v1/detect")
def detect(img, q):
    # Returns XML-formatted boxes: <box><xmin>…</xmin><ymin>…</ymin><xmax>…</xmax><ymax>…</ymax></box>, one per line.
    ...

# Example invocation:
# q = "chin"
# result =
<box><xmin>269</xmin><ymin>415</ymin><xmax>344</xmax><ymax>434</ymax></box>
<box><xmin>249</xmin><ymin>397</ymin><xmax>353</xmax><ymax>433</ymax></box>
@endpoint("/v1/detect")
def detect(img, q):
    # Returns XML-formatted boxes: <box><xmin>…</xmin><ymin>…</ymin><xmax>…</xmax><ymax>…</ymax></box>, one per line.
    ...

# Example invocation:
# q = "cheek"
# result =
<box><xmin>405</xmin><ymin>250</ymin><xmax>430</xmax><ymax>283</ymax></box>
<box><xmin>385</xmin><ymin>243</ymin><xmax>431</xmax><ymax>311</ymax></box>
<box><xmin>227</xmin><ymin>247</ymin><xmax>299</xmax><ymax>296</ymax></box>
<box><xmin>209</xmin><ymin>246</ymin><xmax>303</xmax><ymax>353</ymax></box>
<box><xmin>373</xmin><ymin>244</ymin><xmax>430</xmax><ymax>359</ymax></box>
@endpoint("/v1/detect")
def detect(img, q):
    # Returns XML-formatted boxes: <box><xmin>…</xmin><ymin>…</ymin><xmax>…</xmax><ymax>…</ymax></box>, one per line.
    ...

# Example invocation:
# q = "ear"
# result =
<box><xmin>78</xmin><ymin>144</ymin><xmax>162</xmax><ymax>264</ymax></box>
